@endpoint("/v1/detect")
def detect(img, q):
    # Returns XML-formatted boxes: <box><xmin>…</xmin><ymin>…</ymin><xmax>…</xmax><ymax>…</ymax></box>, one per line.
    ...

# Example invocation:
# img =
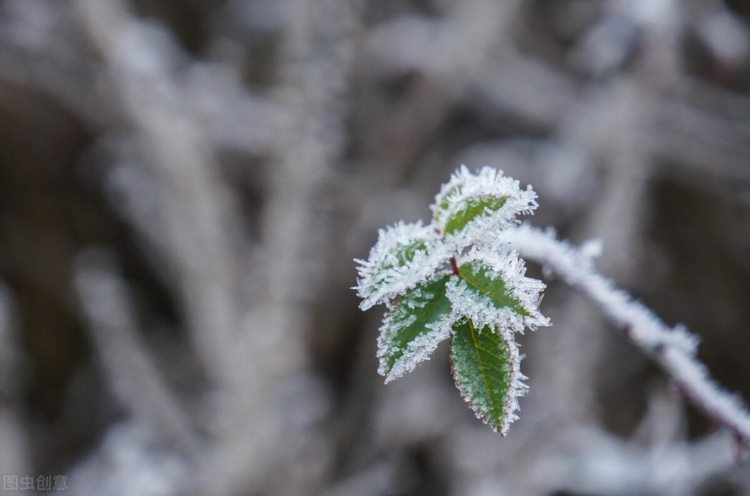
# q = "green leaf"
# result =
<box><xmin>450</xmin><ymin>319</ymin><xmax>519</xmax><ymax>434</ymax></box>
<box><xmin>433</xmin><ymin>184</ymin><xmax>463</xmax><ymax>223</ymax></box>
<box><xmin>443</xmin><ymin>195</ymin><xmax>507</xmax><ymax>236</ymax></box>
<box><xmin>384</xmin><ymin>240</ymin><xmax>427</xmax><ymax>269</ymax></box>
<box><xmin>459</xmin><ymin>260</ymin><xmax>530</xmax><ymax>317</ymax></box>
<box><xmin>368</xmin><ymin>239</ymin><xmax>430</xmax><ymax>298</ymax></box>
<box><xmin>378</xmin><ymin>276</ymin><xmax>453</xmax><ymax>382</ymax></box>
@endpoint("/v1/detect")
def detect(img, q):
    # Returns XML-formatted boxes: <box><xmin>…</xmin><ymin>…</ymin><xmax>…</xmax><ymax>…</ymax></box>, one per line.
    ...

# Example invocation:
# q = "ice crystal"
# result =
<box><xmin>376</xmin><ymin>275</ymin><xmax>455</xmax><ymax>383</ymax></box>
<box><xmin>494</xmin><ymin>225</ymin><xmax>699</xmax><ymax>354</ymax></box>
<box><xmin>431</xmin><ymin>166</ymin><xmax>538</xmax><ymax>249</ymax></box>
<box><xmin>445</xmin><ymin>278</ymin><xmax>523</xmax><ymax>333</ymax></box>
<box><xmin>356</xmin><ymin>166</ymin><xmax>750</xmax><ymax>441</ymax></box>
<box><xmin>356</xmin><ymin>166</ymin><xmax>547</xmax><ymax>435</ymax></box>
<box><xmin>450</xmin><ymin>319</ymin><xmax>527</xmax><ymax>435</ymax></box>
<box><xmin>495</xmin><ymin>224</ymin><xmax>750</xmax><ymax>442</ymax></box>
<box><xmin>355</xmin><ymin>221</ymin><xmax>449</xmax><ymax>310</ymax></box>
<box><xmin>458</xmin><ymin>245</ymin><xmax>550</xmax><ymax>330</ymax></box>
<box><xmin>380</xmin><ymin>313</ymin><xmax>454</xmax><ymax>383</ymax></box>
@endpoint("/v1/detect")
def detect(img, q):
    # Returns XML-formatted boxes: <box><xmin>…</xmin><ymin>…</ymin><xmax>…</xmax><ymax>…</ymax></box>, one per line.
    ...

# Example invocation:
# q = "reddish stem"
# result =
<box><xmin>450</xmin><ymin>256</ymin><xmax>460</xmax><ymax>276</ymax></box>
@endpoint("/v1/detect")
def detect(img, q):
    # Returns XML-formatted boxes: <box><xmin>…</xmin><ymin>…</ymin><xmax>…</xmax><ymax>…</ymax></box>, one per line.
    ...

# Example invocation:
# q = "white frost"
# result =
<box><xmin>446</xmin><ymin>278</ymin><xmax>526</xmax><ymax>334</ymax></box>
<box><xmin>356</xmin><ymin>165</ymin><xmax>750</xmax><ymax>442</ymax></box>
<box><xmin>354</xmin><ymin>221</ymin><xmax>450</xmax><ymax>310</ymax></box>
<box><xmin>495</xmin><ymin>225</ymin><xmax>698</xmax><ymax>354</ymax></box>
<box><xmin>458</xmin><ymin>245</ymin><xmax>551</xmax><ymax>331</ymax></box>
<box><xmin>378</xmin><ymin>311</ymin><xmax>455</xmax><ymax>383</ymax></box>
<box><xmin>445</xmin><ymin>254</ymin><xmax>540</xmax><ymax>434</ymax></box>
<box><xmin>497</xmin><ymin>224</ymin><xmax>750</xmax><ymax>442</ymax></box>
<box><xmin>431</xmin><ymin>165</ymin><xmax>538</xmax><ymax>249</ymax></box>
<box><xmin>450</xmin><ymin>318</ymin><xmax>528</xmax><ymax>435</ymax></box>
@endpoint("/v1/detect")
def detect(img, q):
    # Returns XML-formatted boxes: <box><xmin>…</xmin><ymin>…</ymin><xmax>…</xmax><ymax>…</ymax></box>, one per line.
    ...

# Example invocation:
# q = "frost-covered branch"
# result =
<box><xmin>497</xmin><ymin>225</ymin><xmax>750</xmax><ymax>445</ymax></box>
<box><xmin>358</xmin><ymin>164</ymin><xmax>750</xmax><ymax>445</ymax></box>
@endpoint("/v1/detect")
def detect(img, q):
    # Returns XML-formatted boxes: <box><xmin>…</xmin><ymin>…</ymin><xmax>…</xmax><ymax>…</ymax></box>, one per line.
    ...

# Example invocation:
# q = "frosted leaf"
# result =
<box><xmin>430</xmin><ymin>166</ymin><xmax>538</xmax><ymax>248</ymax></box>
<box><xmin>355</xmin><ymin>168</ymin><xmax>558</xmax><ymax>436</ymax></box>
<box><xmin>450</xmin><ymin>318</ymin><xmax>527</xmax><ymax>435</ymax></box>
<box><xmin>355</xmin><ymin>221</ymin><xmax>450</xmax><ymax>310</ymax></box>
<box><xmin>446</xmin><ymin>277</ymin><xmax>524</xmax><ymax>335</ymax></box>
<box><xmin>355</xmin><ymin>166</ymin><xmax>750</xmax><ymax>441</ymax></box>
<box><xmin>377</xmin><ymin>275</ymin><xmax>456</xmax><ymax>383</ymax></box>
<box><xmin>458</xmin><ymin>245</ymin><xmax>550</xmax><ymax>330</ymax></box>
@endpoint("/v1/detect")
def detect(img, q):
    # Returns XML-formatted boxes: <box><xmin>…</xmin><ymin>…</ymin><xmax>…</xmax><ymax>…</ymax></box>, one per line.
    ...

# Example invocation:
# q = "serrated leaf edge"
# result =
<box><xmin>378</xmin><ymin>313</ymin><xmax>455</xmax><ymax>383</ymax></box>
<box><xmin>355</xmin><ymin>221</ymin><xmax>451</xmax><ymax>310</ymax></box>
<box><xmin>450</xmin><ymin>320</ymin><xmax>527</xmax><ymax>435</ymax></box>
<box><xmin>430</xmin><ymin>166</ymin><xmax>538</xmax><ymax>245</ymax></box>
<box><xmin>458</xmin><ymin>247</ymin><xmax>550</xmax><ymax>330</ymax></box>
<box><xmin>376</xmin><ymin>275</ymin><xmax>456</xmax><ymax>382</ymax></box>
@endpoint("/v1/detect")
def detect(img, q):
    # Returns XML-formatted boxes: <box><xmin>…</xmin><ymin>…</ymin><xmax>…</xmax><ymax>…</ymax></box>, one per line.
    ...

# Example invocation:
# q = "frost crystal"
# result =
<box><xmin>450</xmin><ymin>319</ymin><xmax>528</xmax><ymax>435</ymax></box>
<box><xmin>355</xmin><ymin>166</ymin><xmax>551</xmax><ymax>436</ymax></box>
<box><xmin>354</xmin><ymin>221</ymin><xmax>449</xmax><ymax>310</ymax></box>
<box><xmin>376</xmin><ymin>275</ymin><xmax>455</xmax><ymax>383</ymax></box>
<box><xmin>431</xmin><ymin>166</ymin><xmax>538</xmax><ymax>249</ymax></box>
<box><xmin>356</xmin><ymin>166</ymin><xmax>750</xmax><ymax>441</ymax></box>
<box><xmin>378</xmin><ymin>309</ymin><xmax>455</xmax><ymax>383</ymax></box>
<box><xmin>446</xmin><ymin>278</ymin><xmax>524</xmax><ymax>333</ymax></box>
<box><xmin>494</xmin><ymin>225</ymin><xmax>698</xmax><ymax>354</ymax></box>
<box><xmin>495</xmin><ymin>224</ymin><xmax>750</xmax><ymax>442</ymax></box>
<box><xmin>458</xmin><ymin>245</ymin><xmax>550</xmax><ymax>330</ymax></box>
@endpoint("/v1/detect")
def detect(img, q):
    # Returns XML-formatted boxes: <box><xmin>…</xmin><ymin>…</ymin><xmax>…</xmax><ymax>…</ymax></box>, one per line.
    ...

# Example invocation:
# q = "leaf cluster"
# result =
<box><xmin>355</xmin><ymin>166</ymin><xmax>549</xmax><ymax>434</ymax></box>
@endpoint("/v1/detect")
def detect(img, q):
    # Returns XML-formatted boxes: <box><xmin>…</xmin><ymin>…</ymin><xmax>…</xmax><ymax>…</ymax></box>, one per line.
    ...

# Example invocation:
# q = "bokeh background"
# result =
<box><xmin>1</xmin><ymin>0</ymin><xmax>750</xmax><ymax>494</ymax></box>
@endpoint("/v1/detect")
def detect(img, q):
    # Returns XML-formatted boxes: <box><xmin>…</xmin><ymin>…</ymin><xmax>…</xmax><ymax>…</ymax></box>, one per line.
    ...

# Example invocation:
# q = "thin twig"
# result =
<box><xmin>498</xmin><ymin>225</ymin><xmax>750</xmax><ymax>445</ymax></box>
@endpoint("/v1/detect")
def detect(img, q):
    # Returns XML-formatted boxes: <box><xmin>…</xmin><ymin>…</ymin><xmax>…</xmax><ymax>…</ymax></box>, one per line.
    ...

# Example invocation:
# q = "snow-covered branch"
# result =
<box><xmin>498</xmin><ymin>225</ymin><xmax>750</xmax><ymax>445</ymax></box>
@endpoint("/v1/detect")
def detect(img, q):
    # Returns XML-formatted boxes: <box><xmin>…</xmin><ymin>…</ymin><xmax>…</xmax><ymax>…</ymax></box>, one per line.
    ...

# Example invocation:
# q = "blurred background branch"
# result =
<box><xmin>0</xmin><ymin>0</ymin><xmax>749</xmax><ymax>495</ymax></box>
